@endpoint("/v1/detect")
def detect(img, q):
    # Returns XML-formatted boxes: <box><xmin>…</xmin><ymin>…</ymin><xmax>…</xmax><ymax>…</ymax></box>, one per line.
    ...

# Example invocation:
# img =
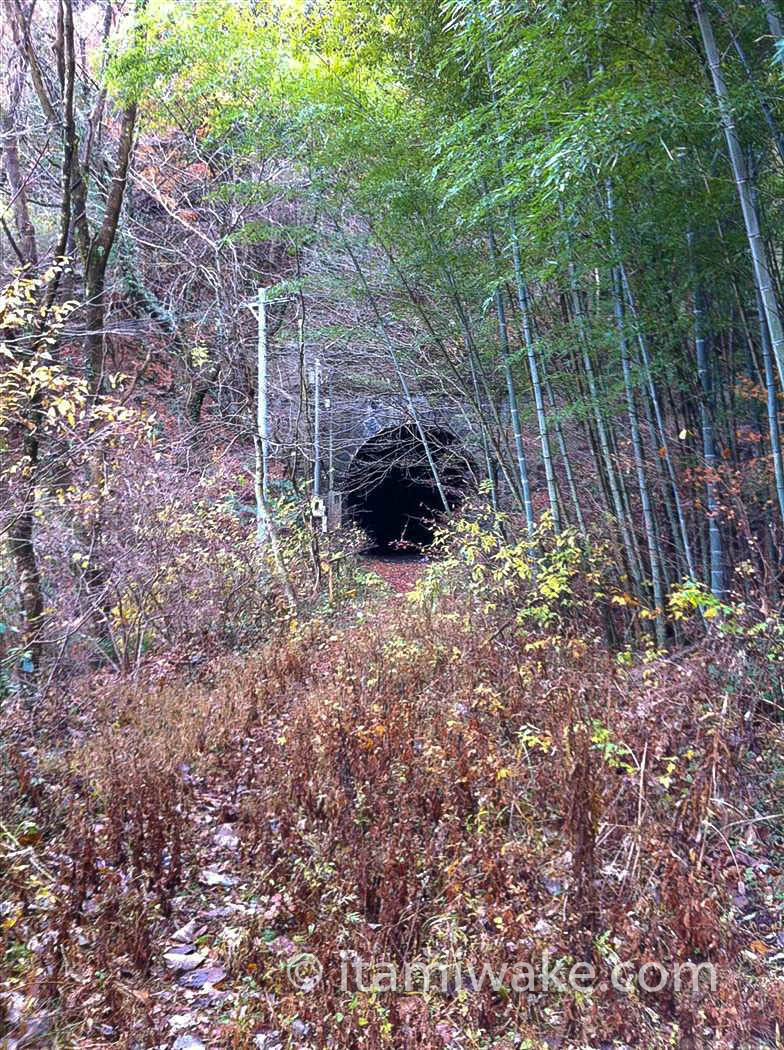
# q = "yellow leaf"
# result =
<box><xmin>749</xmin><ymin>939</ymin><xmax>770</xmax><ymax>955</ymax></box>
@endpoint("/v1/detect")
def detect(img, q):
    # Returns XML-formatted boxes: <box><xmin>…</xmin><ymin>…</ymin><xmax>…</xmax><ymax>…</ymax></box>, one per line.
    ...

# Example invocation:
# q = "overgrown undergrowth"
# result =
<box><xmin>2</xmin><ymin>518</ymin><xmax>784</xmax><ymax>1049</ymax></box>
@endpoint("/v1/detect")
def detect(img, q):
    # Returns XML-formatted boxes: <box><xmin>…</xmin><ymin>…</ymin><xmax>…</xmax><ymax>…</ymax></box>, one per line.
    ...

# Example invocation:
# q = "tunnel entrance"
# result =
<box><xmin>344</xmin><ymin>425</ymin><xmax>467</xmax><ymax>556</ymax></box>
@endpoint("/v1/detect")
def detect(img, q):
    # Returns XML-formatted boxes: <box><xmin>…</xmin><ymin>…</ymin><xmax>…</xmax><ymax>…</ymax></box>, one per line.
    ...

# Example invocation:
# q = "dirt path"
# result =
<box><xmin>358</xmin><ymin>553</ymin><xmax>427</xmax><ymax>594</ymax></box>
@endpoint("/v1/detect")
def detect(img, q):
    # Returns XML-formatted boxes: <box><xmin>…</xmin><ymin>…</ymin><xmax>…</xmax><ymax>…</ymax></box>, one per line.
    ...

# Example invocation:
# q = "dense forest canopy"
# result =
<box><xmin>2</xmin><ymin>1</ymin><xmax>784</xmax><ymax>1048</ymax></box>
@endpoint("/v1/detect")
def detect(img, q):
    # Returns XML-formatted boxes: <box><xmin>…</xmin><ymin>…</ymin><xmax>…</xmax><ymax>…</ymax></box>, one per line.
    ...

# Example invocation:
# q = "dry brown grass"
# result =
<box><xmin>2</xmin><ymin>554</ymin><xmax>783</xmax><ymax>1049</ymax></box>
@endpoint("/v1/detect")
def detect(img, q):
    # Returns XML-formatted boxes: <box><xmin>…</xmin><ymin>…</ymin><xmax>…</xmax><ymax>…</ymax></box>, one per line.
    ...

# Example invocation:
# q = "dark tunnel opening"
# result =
<box><xmin>344</xmin><ymin>425</ymin><xmax>468</xmax><ymax>556</ymax></box>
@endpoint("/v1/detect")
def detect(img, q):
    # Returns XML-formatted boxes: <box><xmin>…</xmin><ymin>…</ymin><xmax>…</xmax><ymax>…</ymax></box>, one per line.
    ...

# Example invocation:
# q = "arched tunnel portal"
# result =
<box><xmin>343</xmin><ymin>424</ymin><xmax>469</xmax><ymax>555</ymax></box>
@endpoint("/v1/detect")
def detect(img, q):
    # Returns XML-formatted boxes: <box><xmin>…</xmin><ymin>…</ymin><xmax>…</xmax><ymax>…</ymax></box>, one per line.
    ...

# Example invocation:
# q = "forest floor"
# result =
<box><xmin>2</xmin><ymin>567</ymin><xmax>784</xmax><ymax>1050</ymax></box>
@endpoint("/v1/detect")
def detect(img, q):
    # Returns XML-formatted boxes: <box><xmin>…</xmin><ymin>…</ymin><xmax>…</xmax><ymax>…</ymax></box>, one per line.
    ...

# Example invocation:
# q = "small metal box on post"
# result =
<box><xmin>326</xmin><ymin>490</ymin><xmax>342</xmax><ymax>531</ymax></box>
<box><xmin>311</xmin><ymin>494</ymin><xmax>327</xmax><ymax>534</ymax></box>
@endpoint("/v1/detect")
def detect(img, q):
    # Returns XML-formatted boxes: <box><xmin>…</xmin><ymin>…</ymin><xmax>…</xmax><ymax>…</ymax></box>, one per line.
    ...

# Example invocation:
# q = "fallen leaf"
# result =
<box><xmin>172</xmin><ymin>920</ymin><xmax>198</xmax><ymax>943</ymax></box>
<box><xmin>214</xmin><ymin>823</ymin><xmax>240</xmax><ymax>848</ymax></box>
<box><xmin>169</xmin><ymin>1013</ymin><xmax>198</xmax><ymax>1030</ymax></box>
<box><xmin>179</xmin><ymin>966</ymin><xmax>228</xmax><ymax>989</ymax></box>
<box><xmin>199</xmin><ymin>869</ymin><xmax>236</xmax><ymax>888</ymax></box>
<box><xmin>173</xmin><ymin>1036</ymin><xmax>205</xmax><ymax>1050</ymax></box>
<box><xmin>164</xmin><ymin>950</ymin><xmax>207</xmax><ymax>972</ymax></box>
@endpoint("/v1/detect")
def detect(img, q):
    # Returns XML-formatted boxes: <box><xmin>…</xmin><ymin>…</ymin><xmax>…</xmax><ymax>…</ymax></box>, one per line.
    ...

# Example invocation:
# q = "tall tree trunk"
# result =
<box><xmin>485</xmin><ymin>221</ymin><xmax>535</xmax><ymax>530</ymax></box>
<box><xmin>479</xmin><ymin>32</ymin><xmax>559</xmax><ymax>531</ymax></box>
<box><xmin>1</xmin><ymin>0</ymin><xmax>80</xmax><ymax>676</ymax></box>
<box><xmin>509</xmin><ymin>243</ymin><xmax>562</xmax><ymax>532</ymax></box>
<box><xmin>620</xmin><ymin>266</ymin><xmax>696</xmax><ymax>579</ymax></box>
<box><xmin>83</xmin><ymin>102</ymin><xmax>138</xmax><ymax>393</ymax></box>
<box><xmin>467</xmin><ymin>347</ymin><xmax>499</xmax><ymax>511</ymax></box>
<box><xmin>450</xmin><ymin>291</ymin><xmax>528</xmax><ymax>510</ymax></box>
<box><xmin>694</xmin><ymin>0</ymin><xmax>784</xmax><ymax>391</ymax></box>
<box><xmin>562</xmin><ymin>213</ymin><xmax>643</xmax><ymax>594</ymax></box>
<box><xmin>606</xmin><ymin>181</ymin><xmax>666</xmax><ymax>638</ymax></box>
<box><xmin>637</xmin><ymin>366</ymin><xmax>687</xmax><ymax>583</ymax></box>
<box><xmin>746</xmin><ymin>165</ymin><xmax>784</xmax><ymax>527</ymax></box>
<box><xmin>8</xmin><ymin>419</ymin><xmax>44</xmax><ymax>675</ymax></box>
<box><xmin>763</xmin><ymin>0</ymin><xmax>784</xmax><ymax>44</ymax></box>
<box><xmin>757</xmin><ymin>288</ymin><xmax>784</xmax><ymax>524</ymax></box>
<box><xmin>0</xmin><ymin>113</ymin><xmax>38</xmax><ymax>266</ymax></box>
<box><xmin>1</xmin><ymin>89</ymin><xmax>43</xmax><ymax>676</ymax></box>
<box><xmin>612</xmin><ymin>263</ymin><xmax>667</xmax><ymax>644</ymax></box>
<box><xmin>715</xmin><ymin>1</ymin><xmax>784</xmax><ymax>163</ymax></box>
<box><xmin>543</xmin><ymin>366</ymin><xmax>586</xmax><ymax>533</ymax></box>
<box><xmin>688</xmin><ymin>225</ymin><xmax>726</xmax><ymax>599</ymax></box>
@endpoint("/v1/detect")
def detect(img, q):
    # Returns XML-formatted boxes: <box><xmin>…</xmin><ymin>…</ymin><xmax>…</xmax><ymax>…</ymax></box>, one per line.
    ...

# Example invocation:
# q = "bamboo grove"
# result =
<box><xmin>115</xmin><ymin>0</ymin><xmax>784</xmax><ymax>625</ymax></box>
<box><xmin>4</xmin><ymin>0</ymin><xmax>784</xmax><ymax>671</ymax></box>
